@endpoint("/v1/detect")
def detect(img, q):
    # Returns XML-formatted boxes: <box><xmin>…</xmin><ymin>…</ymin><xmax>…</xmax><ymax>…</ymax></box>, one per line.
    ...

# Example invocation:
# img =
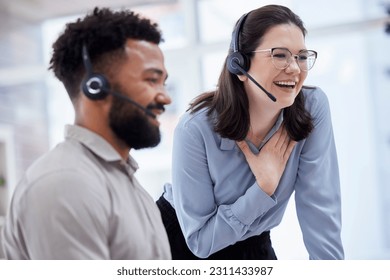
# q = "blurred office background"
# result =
<box><xmin>0</xmin><ymin>0</ymin><xmax>389</xmax><ymax>259</ymax></box>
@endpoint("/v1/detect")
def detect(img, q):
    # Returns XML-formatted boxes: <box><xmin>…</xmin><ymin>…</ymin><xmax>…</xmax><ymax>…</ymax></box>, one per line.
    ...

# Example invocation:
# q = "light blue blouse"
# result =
<box><xmin>163</xmin><ymin>86</ymin><xmax>344</xmax><ymax>259</ymax></box>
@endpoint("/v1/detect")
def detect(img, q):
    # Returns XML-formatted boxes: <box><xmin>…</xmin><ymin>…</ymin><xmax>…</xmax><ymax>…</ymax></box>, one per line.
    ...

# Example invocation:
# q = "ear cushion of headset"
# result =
<box><xmin>227</xmin><ymin>52</ymin><xmax>250</xmax><ymax>75</ymax></box>
<box><xmin>82</xmin><ymin>74</ymin><xmax>110</xmax><ymax>100</ymax></box>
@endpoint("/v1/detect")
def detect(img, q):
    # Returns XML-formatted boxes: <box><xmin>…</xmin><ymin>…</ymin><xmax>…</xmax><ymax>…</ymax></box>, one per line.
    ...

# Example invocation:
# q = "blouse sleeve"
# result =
<box><xmin>294</xmin><ymin>87</ymin><xmax>344</xmax><ymax>259</ymax></box>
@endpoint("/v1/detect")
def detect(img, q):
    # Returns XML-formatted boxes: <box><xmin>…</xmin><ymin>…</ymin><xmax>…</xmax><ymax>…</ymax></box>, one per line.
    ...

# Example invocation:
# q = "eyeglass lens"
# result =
<box><xmin>271</xmin><ymin>48</ymin><xmax>316</xmax><ymax>71</ymax></box>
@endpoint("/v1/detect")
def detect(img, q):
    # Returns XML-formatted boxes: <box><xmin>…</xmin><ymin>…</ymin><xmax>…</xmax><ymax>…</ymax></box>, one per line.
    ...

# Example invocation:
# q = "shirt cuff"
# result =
<box><xmin>230</xmin><ymin>183</ymin><xmax>277</xmax><ymax>225</ymax></box>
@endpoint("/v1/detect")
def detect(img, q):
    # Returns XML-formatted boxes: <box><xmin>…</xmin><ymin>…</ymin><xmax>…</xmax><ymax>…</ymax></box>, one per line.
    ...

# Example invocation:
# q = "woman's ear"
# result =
<box><xmin>237</xmin><ymin>74</ymin><xmax>247</xmax><ymax>82</ymax></box>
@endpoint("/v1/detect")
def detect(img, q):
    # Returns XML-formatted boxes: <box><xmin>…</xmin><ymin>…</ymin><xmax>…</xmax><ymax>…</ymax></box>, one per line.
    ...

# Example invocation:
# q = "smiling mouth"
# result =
<box><xmin>274</xmin><ymin>81</ymin><xmax>297</xmax><ymax>89</ymax></box>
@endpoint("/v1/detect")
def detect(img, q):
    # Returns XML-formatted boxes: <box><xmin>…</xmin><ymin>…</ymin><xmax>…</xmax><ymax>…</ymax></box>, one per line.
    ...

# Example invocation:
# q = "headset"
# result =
<box><xmin>227</xmin><ymin>13</ymin><xmax>277</xmax><ymax>102</ymax></box>
<box><xmin>81</xmin><ymin>44</ymin><xmax>110</xmax><ymax>100</ymax></box>
<box><xmin>80</xmin><ymin>44</ymin><xmax>156</xmax><ymax>118</ymax></box>
<box><xmin>227</xmin><ymin>13</ymin><xmax>251</xmax><ymax>76</ymax></box>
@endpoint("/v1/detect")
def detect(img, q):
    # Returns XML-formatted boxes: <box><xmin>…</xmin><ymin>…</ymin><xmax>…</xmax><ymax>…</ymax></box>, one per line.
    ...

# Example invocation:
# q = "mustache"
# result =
<box><xmin>146</xmin><ymin>103</ymin><xmax>165</xmax><ymax>113</ymax></box>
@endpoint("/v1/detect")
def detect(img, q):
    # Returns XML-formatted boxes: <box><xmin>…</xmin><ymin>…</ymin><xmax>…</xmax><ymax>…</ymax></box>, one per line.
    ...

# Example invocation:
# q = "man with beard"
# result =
<box><xmin>1</xmin><ymin>7</ymin><xmax>172</xmax><ymax>259</ymax></box>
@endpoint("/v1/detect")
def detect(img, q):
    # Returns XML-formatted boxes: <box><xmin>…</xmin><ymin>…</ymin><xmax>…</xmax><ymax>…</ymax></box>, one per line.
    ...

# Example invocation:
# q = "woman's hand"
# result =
<box><xmin>237</xmin><ymin>126</ymin><xmax>297</xmax><ymax>196</ymax></box>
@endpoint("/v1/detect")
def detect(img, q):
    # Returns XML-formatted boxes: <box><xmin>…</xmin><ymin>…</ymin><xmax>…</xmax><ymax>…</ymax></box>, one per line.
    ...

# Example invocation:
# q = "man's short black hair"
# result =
<box><xmin>48</xmin><ymin>7</ymin><xmax>163</xmax><ymax>100</ymax></box>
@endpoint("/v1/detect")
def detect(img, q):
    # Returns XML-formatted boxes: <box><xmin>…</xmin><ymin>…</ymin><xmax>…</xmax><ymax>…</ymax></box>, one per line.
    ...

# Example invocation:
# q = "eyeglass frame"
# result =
<box><xmin>252</xmin><ymin>47</ymin><xmax>318</xmax><ymax>71</ymax></box>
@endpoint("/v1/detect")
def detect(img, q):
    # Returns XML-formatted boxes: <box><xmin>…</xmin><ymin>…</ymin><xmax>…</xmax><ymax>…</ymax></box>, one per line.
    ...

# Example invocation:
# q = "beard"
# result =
<box><xmin>109</xmin><ymin>95</ymin><xmax>161</xmax><ymax>150</ymax></box>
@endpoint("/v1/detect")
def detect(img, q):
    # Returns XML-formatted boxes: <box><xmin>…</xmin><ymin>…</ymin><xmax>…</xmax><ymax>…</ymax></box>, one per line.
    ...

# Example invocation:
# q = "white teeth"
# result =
<box><xmin>275</xmin><ymin>81</ymin><xmax>296</xmax><ymax>86</ymax></box>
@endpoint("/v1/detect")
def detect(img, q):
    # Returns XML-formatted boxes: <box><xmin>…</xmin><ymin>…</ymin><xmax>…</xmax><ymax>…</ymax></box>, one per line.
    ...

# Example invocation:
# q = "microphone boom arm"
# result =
<box><xmin>233</xmin><ymin>62</ymin><xmax>277</xmax><ymax>102</ymax></box>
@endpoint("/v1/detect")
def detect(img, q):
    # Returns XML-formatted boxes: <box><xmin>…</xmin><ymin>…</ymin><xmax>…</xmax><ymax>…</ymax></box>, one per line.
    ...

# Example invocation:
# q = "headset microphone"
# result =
<box><xmin>81</xmin><ymin>44</ymin><xmax>156</xmax><ymax>119</ymax></box>
<box><xmin>111</xmin><ymin>91</ymin><xmax>157</xmax><ymax>119</ymax></box>
<box><xmin>227</xmin><ymin>12</ymin><xmax>277</xmax><ymax>102</ymax></box>
<box><xmin>231</xmin><ymin>61</ymin><xmax>276</xmax><ymax>102</ymax></box>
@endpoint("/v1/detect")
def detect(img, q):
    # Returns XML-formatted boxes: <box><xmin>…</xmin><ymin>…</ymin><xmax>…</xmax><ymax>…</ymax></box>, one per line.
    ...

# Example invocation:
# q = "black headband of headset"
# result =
<box><xmin>232</xmin><ymin>13</ymin><xmax>249</xmax><ymax>53</ymax></box>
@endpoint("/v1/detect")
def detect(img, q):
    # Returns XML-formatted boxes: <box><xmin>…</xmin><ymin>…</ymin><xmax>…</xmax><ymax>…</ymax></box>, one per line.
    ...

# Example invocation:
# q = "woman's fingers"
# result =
<box><xmin>284</xmin><ymin>139</ymin><xmax>297</xmax><ymax>160</ymax></box>
<box><xmin>236</xmin><ymin>140</ymin><xmax>254</xmax><ymax>161</ymax></box>
<box><xmin>236</xmin><ymin>125</ymin><xmax>297</xmax><ymax>196</ymax></box>
<box><xmin>274</xmin><ymin>125</ymin><xmax>289</xmax><ymax>150</ymax></box>
<box><xmin>267</xmin><ymin>125</ymin><xmax>283</xmax><ymax>146</ymax></box>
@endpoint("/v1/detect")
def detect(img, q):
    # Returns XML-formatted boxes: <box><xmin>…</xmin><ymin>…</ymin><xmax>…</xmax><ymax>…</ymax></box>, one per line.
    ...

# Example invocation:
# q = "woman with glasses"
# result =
<box><xmin>157</xmin><ymin>4</ymin><xmax>344</xmax><ymax>260</ymax></box>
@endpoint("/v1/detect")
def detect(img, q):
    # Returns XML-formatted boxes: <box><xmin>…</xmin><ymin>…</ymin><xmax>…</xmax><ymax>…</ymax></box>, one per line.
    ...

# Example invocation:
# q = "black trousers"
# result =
<box><xmin>156</xmin><ymin>195</ymin><xmax>277</xmax><ymax>260</ymax></box>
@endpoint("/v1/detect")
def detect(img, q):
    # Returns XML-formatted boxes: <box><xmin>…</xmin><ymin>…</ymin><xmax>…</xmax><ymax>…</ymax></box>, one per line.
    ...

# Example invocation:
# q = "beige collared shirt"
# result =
<box><xmin>1</xmin><ymin>125</ymin><xmax>171</xmax><ymax>259</ymax></box>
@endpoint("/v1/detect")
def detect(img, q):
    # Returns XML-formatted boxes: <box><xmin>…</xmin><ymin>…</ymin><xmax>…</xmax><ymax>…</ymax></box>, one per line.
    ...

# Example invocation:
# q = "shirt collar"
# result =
<box><xmin>64</xmin><ymin>125</ymin><xmax>139</xmax><ymax>170</ymax></box>
<box><xmin>219</xmin><ymin>110</ymin><xmax>284</xmax><ymax>151</ymax></box>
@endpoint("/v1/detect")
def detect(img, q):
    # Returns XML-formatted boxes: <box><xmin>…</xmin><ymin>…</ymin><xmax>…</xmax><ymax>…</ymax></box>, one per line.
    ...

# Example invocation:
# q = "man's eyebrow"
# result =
<box><xmin>145</xmin><ymin>68</ymin><xmax>168</xmax><ymax>81</ymax></box>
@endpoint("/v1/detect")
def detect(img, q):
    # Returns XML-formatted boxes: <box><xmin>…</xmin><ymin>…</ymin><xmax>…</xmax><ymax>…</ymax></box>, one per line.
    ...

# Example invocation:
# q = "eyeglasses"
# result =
<box><xmin>252</xmin><ymin>48</ymin><xmax>318</xmax><ymax>71</ymax></box>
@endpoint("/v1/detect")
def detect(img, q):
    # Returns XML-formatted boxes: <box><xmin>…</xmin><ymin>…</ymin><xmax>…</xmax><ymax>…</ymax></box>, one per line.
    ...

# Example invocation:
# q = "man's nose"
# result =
<box><xmin>156</xmin><ymin>87</ymin><xmax>172</xmax><ymax>105</ymax></box>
